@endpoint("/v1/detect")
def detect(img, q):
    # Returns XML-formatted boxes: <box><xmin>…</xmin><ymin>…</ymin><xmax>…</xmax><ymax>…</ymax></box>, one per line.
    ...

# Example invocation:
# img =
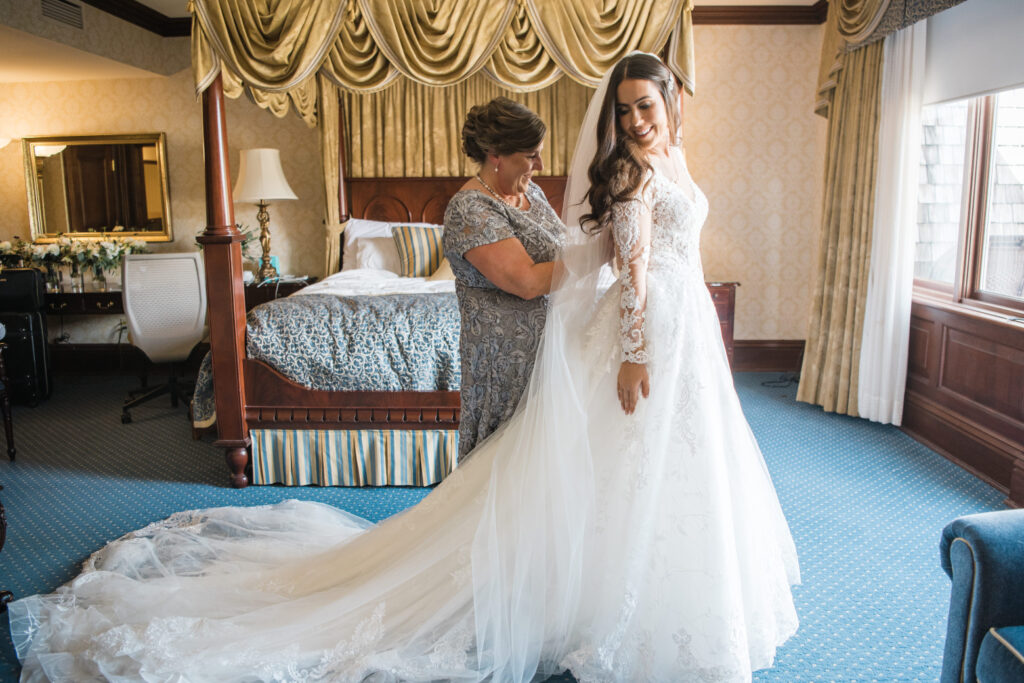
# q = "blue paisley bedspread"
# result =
<box><xmin>192</xmin><ymin>292</ymin><xmax>461</xmax><ymax>426</ymax></box>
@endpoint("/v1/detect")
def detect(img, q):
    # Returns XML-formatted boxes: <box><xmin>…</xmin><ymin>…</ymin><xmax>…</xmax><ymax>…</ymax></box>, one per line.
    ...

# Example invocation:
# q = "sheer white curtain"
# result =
<box><xmin>857</xmin><ymin>22</ymin><xmax>927</xmax><ymax>425</ymax></box>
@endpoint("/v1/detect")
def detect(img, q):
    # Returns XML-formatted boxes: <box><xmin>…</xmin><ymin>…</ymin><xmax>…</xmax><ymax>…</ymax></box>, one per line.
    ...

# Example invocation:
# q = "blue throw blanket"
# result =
<box><xmin>192</xmin><ymin>292</ymin><xmax>461</xmax><ymax>426</ymax></box>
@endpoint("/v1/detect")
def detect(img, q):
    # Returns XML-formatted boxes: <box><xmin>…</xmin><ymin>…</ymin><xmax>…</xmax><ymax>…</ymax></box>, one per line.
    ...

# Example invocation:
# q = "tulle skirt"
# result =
<box><xmin>9</xmin><ymin>275</ymin><xmax>798</xmax><ymax>683</ymax></box>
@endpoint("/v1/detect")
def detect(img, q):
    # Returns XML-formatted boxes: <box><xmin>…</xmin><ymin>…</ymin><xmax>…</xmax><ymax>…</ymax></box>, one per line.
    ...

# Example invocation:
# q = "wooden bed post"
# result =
<box><xmin>197</xmin><ymin>74</ymin><xmax>251</xmax><ymax>488</ymax></box>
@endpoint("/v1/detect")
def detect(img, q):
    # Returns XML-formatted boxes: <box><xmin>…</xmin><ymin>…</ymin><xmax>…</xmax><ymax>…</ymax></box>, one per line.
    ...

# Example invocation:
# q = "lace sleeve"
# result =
<box><xmin>608</xmin><ymin>198</ymin><xmax>652</xmax><ymax>364</ymax></box>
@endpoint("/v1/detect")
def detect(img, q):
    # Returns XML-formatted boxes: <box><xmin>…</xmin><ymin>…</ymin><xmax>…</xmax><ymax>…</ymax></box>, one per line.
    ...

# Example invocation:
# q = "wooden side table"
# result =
<box><xmin>244</xmin><ymin>278</ymin><xmax>316</xmax><ymax>311</ymax></box>
<box><xmin>706</xmin><ymin>282</ymin><xmax>739</xmax><ymax>367</ymax></box>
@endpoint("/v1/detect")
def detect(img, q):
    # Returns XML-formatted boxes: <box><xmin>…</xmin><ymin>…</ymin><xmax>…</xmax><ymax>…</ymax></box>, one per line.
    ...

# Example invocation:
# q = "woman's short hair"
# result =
<box><xmin>461</xmin><ymin>97</ymin><xmax>546</xmax><ymax>163</ymax></box>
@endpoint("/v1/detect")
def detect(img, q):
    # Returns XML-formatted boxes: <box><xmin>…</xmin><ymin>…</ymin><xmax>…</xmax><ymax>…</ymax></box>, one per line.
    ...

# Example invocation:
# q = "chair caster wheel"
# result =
<box><xmin>0</xmin><ymin>591</ymin><xmax>12</xmax><ymax>613</ymax></box>
<box><xmin>121</xmin><ymin>412</ymin><xmax>132</xmax><ymax>424</ymax></box>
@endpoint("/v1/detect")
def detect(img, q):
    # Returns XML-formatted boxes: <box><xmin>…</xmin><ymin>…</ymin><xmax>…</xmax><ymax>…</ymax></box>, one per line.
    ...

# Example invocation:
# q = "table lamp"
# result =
<box><xmin>233</xmin><ymin>148</ymin><xmax>297</xmax><ymax>282</ymax></box>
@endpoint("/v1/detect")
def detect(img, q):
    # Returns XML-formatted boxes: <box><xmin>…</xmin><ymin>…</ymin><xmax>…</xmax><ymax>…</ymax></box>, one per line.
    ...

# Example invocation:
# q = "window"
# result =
<box><xmin>914</xmin><ymin>85</ymin><xmax>1024</xmax><ymax>313</ymax></box>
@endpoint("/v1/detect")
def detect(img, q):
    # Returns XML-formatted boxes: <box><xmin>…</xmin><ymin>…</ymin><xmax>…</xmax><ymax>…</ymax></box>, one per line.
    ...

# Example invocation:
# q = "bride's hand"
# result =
<box><xmin>617</xmin><ymin>361</ymin><xmax>650</xmax><ymax>415</ymax></box>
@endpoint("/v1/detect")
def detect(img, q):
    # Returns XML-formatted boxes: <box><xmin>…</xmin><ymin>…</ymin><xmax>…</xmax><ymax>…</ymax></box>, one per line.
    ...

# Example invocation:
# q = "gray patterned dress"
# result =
<box><xmin>443</xmin><ymin>182</ymin><xmax>564</xmax><ymax>459</ymax></box>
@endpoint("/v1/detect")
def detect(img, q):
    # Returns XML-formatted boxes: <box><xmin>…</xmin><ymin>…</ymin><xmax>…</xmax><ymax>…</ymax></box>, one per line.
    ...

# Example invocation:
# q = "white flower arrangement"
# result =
<box><xmin>0</xmin><ymin>235</ymin><xmax>148</xmax><ymax>273</ymax></box>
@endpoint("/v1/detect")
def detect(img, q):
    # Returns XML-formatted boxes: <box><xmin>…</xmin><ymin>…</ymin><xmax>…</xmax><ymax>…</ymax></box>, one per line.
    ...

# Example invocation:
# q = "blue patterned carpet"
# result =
<box><xmin>0</xmin><ymin>373</ymin><xmax>1005</xmax><ymax>682</ymax></box>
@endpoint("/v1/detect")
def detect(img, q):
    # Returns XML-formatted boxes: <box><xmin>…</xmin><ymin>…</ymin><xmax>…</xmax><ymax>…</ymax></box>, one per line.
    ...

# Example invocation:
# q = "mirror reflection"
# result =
<box><xmin>22</xmin><ymin>133</ymin><xmax>173</xmax><ymax>242</ymax></box>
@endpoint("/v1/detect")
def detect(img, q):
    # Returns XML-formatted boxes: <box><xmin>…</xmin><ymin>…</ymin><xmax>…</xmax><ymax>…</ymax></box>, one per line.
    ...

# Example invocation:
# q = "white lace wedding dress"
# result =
<box><xmin>9</xmin><ymin>149</ymin><xmax>799</xmax><ymax>682</ymax></box>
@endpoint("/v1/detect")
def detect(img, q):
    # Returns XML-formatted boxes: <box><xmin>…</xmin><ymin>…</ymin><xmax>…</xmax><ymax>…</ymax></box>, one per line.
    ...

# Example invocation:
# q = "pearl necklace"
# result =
<box><xmin>476</xmin><ymin>174</ymin><xmax>524</xmax><ymax>210</ymax></box>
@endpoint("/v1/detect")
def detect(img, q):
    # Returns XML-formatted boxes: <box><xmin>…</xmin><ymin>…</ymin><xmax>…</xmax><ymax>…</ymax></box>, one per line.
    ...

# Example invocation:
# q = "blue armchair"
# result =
<box><xmin>940</xmin><ymin>509</ymin><xmax>1024</xmax><ymax>682</ymax></box>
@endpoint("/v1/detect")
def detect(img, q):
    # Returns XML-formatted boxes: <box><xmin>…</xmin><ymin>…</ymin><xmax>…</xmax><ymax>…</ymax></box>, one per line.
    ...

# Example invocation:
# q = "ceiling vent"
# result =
<box><xmin>41</xmin><ymin>0</ymin><xmax>84</xmax><ymax>29</ymax></box>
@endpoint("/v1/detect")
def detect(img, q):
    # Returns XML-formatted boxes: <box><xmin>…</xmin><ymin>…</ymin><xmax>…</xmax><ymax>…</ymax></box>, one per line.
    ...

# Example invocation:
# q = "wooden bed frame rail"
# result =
<box><xmin>243</xmin><ymin>360</ymin><xmax>460</xmax><ymax>430</ymax></box>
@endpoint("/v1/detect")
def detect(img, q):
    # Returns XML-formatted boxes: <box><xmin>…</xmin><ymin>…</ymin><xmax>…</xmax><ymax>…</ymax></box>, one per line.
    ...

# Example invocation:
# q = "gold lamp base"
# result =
<box><xmin>255</xmin><ymin>200</ymin><xmax>279</xmax><ymax>282</ymax></box>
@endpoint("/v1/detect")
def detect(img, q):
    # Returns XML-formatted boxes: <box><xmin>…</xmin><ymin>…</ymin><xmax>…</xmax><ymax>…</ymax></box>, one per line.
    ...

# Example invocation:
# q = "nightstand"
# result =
<box><xmin>244</xmin><ymin>278</ymin><xmax>317</xmax><ymax>311</ymax></box>
<box><xmin>705</xmin><ymin>282</ymin><xmax>738</xmax><ymax>367</ymax></box>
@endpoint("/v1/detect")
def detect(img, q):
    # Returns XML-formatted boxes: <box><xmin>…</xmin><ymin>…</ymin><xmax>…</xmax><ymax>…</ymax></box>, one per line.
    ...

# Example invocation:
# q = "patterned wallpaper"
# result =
<box><xmin>687</xmin><ymin>24</ymin><xmax>827</xmax><ymax>340</ymax></box>
<box><xmin>0</xmin><ymin>23</ymin><xmax>824</xmax><ymax>342</ymax></box>
<box><xmin>0</xmin><ymin>68</ymin><xmax>323</xmax><ymax>342</ymax></box>
<box><xmin>0</xmin><ymin>70</ymin><xmax>325</xmax><ymax>272</ymax></box>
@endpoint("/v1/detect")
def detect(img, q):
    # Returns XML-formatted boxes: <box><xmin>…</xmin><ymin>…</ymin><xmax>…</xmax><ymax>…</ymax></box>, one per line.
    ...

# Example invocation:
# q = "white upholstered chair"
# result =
<box><xmin>120</xmin><ymin>253</ymin><xmax>207</xmax><ymax>424</ymax></box>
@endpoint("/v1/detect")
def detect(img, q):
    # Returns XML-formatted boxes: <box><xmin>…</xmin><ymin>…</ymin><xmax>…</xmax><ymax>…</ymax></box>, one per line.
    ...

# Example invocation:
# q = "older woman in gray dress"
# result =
<box><xmin>443</xmin><ymin>97</ymin><xmax>565</xmax><ymax>460</ymax></box>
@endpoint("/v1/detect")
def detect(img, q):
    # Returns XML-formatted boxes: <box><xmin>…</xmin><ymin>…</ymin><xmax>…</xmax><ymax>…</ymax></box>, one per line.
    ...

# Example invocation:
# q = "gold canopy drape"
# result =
<box><xmin>189</xmin><ymin>0</ymin><xmax>696</xmax><ymax>274</ymax></box>
<box><xmin>342</xmin><ymin>70</ymin><xmax>593</xmax><ymax>178</ymax></box>
<box><xmin>190</xmin><ymin>0</ymin><xmax>696</xmax><ymax>124</ymax></box>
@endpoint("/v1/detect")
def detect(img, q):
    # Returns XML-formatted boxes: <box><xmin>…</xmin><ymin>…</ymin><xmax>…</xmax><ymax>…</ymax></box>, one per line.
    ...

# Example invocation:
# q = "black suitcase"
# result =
<box><xmin>0</xmin><ymin>268</ymin><xmax>46</xmax><ymax>312</ymax></box>
<box><xmin>0</xmin><ymin>311</ymin><xmax>51</xmax><ymax>405</ymax></box>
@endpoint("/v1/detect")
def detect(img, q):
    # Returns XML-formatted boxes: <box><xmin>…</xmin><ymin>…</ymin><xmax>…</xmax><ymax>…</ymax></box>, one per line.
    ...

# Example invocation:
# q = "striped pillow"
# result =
<box><xmin>391</xmin><ymin>225</ymin><xmax>444</xmax><ymax>278</ymax></box>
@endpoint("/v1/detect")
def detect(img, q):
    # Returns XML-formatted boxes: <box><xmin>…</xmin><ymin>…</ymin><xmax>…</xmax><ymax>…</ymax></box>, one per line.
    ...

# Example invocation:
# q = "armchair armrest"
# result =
<box><xmin>940</xmin><ymin>509</ymin><xmax>1024</xmax><ymax>683</ymax></box>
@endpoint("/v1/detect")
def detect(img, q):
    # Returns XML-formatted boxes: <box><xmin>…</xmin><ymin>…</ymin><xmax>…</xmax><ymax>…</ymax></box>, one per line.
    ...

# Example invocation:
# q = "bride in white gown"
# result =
<box><xmin>9</xmin><ymin>53</ymin><xmax>799</xmax><ymax>683</ymax></box>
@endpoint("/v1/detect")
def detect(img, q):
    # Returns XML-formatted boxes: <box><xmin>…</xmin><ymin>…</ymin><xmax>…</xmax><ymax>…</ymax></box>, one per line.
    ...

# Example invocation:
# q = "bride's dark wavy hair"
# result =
<box><xmin>580</xmin><ymin>54</ymin><xmax>680</xmax><ymax>234</ymax></box>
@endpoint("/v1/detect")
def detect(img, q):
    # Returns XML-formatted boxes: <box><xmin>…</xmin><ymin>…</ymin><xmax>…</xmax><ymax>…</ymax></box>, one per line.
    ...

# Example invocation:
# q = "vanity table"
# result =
<box><xmin>46</xmin><ymin>291</ymin><xmax>123</xmax><ymax>315</ymax></box>
<box><xmin>45</xmin><ymin>280</ymin><xmax>316</xmax><ymax>317</ymax></box>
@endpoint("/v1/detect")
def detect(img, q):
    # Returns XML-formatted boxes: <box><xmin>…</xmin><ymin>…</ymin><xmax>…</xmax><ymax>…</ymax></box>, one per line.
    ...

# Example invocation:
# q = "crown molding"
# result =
<box><xmin>694</xmin><ymin>0</ymin><xmax>828</xmax><ymax>25</ymax></box>
<box><xmin>80</xmin><ymin>0</ymin><xmax>190</xmax><ymax>37</ymax></box>
<box><xmin>78</xmin><ymin>0</ymin><xmax>828</xmax><ymax>41</ymax></box>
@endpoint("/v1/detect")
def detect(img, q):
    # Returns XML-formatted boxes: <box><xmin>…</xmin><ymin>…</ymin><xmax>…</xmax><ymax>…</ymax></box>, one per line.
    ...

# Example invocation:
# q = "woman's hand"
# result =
<box><xmin>617</xmin><ymin>361</ymin><xmax>650</xmax><ymax>415</ymax></box>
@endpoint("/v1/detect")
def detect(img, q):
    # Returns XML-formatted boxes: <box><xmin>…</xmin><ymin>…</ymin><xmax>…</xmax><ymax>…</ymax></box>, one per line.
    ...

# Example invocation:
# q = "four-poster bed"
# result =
<box><xmin>190</xmin><ymin>0</ymin><xmax>697</xmax><ymax>488</ymax></box>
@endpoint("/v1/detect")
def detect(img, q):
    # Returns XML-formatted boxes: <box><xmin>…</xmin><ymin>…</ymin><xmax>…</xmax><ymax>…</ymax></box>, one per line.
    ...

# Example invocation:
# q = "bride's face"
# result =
<box><xmin>615</xmin><ymin>78</ymin><xmax>669</xmax><ymax>153</ymax></box>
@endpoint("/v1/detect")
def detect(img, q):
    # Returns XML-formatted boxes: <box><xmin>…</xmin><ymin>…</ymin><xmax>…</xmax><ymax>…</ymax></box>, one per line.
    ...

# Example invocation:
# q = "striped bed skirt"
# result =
<box><xmin>250</xmin><ymin>428</ymin><xmax>459</xmax><ymax>486</ymax></box>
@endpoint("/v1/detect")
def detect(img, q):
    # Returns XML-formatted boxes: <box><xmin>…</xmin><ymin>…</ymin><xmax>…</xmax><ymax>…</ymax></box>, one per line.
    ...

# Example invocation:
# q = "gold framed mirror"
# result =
<box><xmin>22</xmin><ymin>133</ymin><xmax>173</xmax><ymax>242</ymax></box>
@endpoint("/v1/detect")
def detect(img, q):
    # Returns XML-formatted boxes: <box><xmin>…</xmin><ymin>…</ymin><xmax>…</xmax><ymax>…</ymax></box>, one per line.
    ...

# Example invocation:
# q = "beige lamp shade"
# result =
<box><xmin>233</xmin><ymin>148</ymin><xmax>297</xmax><ymax>203</ymax></box>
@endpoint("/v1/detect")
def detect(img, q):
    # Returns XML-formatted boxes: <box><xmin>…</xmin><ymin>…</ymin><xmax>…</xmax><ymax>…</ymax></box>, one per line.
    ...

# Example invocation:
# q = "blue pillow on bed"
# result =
<box><xmin>391</xmin><ymin>225</ymin><xmax>444</xmax><ymax>278</ymax></box>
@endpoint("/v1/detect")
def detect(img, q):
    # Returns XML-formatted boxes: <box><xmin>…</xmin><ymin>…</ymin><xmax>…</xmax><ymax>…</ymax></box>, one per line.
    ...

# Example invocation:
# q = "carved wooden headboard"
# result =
<box><xmin>346</xmin><ymin>176</ymin><xmax>568</xmax><ymax>223</ymax></box>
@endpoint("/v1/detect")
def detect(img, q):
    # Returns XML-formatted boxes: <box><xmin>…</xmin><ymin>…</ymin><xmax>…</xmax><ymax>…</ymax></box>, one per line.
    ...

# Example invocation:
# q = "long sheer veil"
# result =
<box><xmin>465</xmin><ymin>59</ymin><xmax>623</xmax><ymax>682</ymax></box>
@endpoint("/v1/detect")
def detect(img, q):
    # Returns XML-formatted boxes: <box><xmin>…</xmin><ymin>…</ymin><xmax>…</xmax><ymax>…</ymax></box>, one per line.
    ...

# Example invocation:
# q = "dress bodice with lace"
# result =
<box><xmin>606</xmin><ymin>153</ymin><xmax>709</xmax><ymax>365</ymax></box>
<box><xmin>9</xmin><ymin>155</ymin><xmax>799</xmax><ymax>683</ymax></box>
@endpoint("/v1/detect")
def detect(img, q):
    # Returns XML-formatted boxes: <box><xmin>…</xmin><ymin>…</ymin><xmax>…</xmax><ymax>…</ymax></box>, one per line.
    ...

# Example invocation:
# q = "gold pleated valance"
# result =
<box><xmin>190</xmin><ymin>0</ymin><xmax>695</xmax><ymax>125</ymax></box>
<box><xmin>835</xmin><ymin>0</ymin><xmax>892</xmax><ymax>45</ymax></box>
<box><xmin>815</xmin><ymin>0</ymin><xmax>971</xmax><ymax>117</ymax></box>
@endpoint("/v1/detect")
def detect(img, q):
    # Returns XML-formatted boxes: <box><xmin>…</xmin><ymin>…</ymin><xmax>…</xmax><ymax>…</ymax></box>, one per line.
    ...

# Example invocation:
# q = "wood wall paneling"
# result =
<box><xmin>902</xmin><ymin>300</ymin><xmax>1024</xmax><ymax>507</ymax></box>
<box><xmin>902</xmin><ymin>391</ymin><xmax>1016</xmax><ymax>497</ymax></box>
<box><xmin>941</xmin><ymin>327</ymin><xmax>1024</xmax><ymax>423</ymax></box>
<box><xmin>907</xmin><ymin>316</ymin><xmax>934</xmax><ymax>382</ymax></box>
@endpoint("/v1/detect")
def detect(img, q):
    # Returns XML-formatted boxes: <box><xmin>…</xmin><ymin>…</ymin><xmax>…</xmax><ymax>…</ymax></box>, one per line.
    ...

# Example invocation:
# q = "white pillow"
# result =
<box><xmin>348</xmin><ymin>237</ymin><xmax>402</xmax><ymax>273</ymax></box>
<box><xmin>341</xmin><ymin>218</ymin><xmax>443</xmax><ymax>273</ymax></box>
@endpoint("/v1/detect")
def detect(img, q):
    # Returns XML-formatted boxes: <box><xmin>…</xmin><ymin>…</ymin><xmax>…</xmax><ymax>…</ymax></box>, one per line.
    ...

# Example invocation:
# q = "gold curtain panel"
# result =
<box><xmin>190</xmin><ymin>0</ymin><xmax>696</xmax><ymax>123</ymax></box>
<box><xmin>798</xmin><ymin>41</ymin><xmax>884</xmax><ymax>416</ymax></box>
<box><xmin>341</xmin><ymin>69</ymin><xmax>593</xmax><ymax>178</ymax></box>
